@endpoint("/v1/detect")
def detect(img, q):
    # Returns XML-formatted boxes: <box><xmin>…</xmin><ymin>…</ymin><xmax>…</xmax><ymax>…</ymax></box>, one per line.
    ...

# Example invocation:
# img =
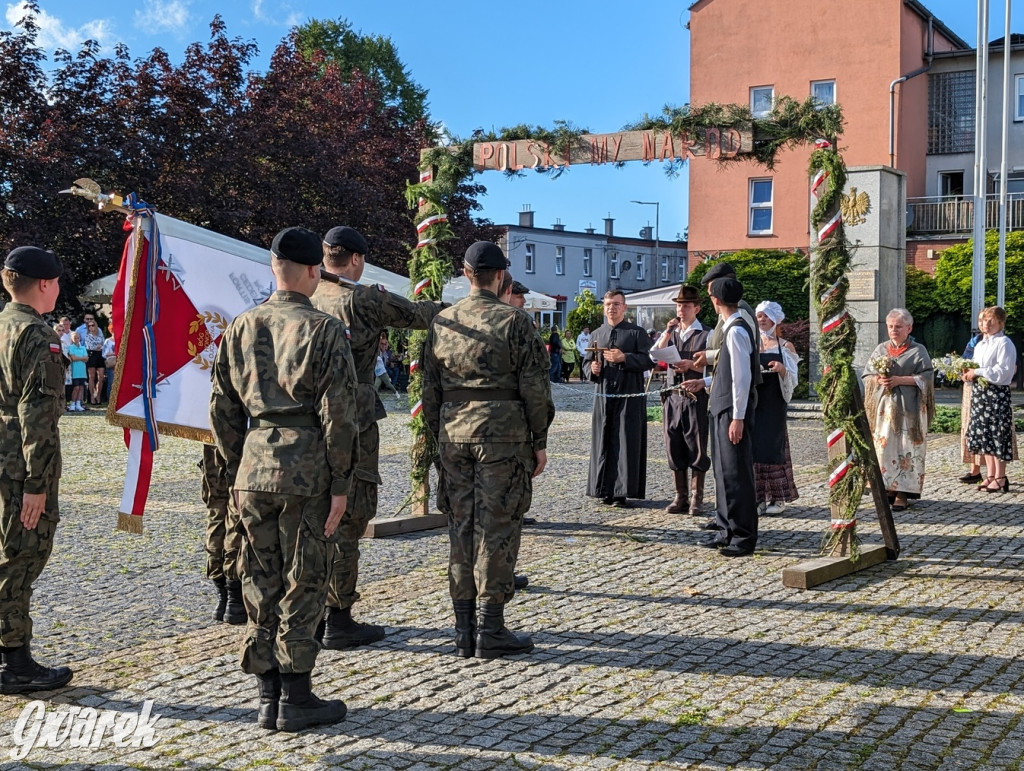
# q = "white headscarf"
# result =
<box><xmin>755</xmin><ymin>300</ymin><xmax>785</xmax><ymax>336</ymax></box>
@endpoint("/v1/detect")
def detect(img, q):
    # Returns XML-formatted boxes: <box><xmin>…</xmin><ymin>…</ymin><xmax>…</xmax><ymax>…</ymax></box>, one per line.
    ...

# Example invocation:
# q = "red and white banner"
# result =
<box><xmin>109</xmin><ymin>211</ymin><xmax>274</xmax><ymax>532</ymax></box>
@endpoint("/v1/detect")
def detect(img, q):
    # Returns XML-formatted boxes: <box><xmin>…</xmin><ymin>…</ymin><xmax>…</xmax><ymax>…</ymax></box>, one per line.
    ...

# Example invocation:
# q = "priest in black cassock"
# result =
<box><xmin>584</xmin><ymin>289</ymin><xmax>653</xmax><ymax>507</ymax></box>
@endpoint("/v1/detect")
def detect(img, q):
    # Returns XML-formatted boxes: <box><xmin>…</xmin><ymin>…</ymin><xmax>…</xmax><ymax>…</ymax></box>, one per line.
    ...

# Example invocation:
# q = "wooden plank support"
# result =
<box><xmin>781</xmin><ymin>543</ymin><xmax>889</xmax><ymax>589</ymax></box>
<box><xmin>363</xmin><ymin>512</ymin><xmax>448</xmax><ymax>538</ymax></box>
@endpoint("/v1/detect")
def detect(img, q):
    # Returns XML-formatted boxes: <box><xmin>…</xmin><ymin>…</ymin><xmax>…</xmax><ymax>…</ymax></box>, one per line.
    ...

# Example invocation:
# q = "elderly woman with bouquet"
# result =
<box><xmin>863</xmin><ymin>308</ymin><xmax>935</xmax><ymax>511</ymax></box>
<box><xmin>963</xmin><ymin>306</ymin><xmax>1018</xmax><ymax>492</ymax></box>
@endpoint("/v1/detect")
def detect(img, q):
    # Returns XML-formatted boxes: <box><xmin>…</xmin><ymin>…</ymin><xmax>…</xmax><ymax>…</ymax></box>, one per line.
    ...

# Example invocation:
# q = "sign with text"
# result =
<box><xmin>472</xmin><ymin>127</ymin><xmax>754</xmax><ymax>172</ymax></box>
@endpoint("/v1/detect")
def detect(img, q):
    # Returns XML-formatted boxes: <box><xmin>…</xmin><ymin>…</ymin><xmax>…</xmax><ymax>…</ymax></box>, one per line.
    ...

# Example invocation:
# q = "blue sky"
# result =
<box><xmin>2</xmin><ymin>1</ymin><xmax>1016</xmax><ymax>244</ymax></box>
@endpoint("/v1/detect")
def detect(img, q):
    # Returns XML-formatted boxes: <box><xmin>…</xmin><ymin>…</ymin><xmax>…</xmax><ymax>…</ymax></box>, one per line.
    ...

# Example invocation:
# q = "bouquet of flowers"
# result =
<box><xmin>932</xmin><ymin>355</ymin><xmax>987</xmax><ymax>388</ymax></box>
<box><xmin>869</xmin><ymin>354</ymin><xmax>894</xmax><ymax>377</ymax></box>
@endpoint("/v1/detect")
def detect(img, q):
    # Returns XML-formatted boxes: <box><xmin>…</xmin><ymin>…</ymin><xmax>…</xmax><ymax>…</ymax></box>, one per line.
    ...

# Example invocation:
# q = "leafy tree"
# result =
<box><xmin>687</xmin><ymin>249</ymin><xmax>810</xmax><ymax>329</ymax></box>
<box><xmin>566</xmin><ymin>289</ymin><xmax>603</xmax><ymax>340</ymax></box>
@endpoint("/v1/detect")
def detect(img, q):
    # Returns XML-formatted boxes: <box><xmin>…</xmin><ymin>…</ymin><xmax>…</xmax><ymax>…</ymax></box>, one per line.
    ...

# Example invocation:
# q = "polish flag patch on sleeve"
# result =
<box><xmin>50</xmin><ymin>343</ymin><xmax>61</xmax><ymax>354</ymax></box>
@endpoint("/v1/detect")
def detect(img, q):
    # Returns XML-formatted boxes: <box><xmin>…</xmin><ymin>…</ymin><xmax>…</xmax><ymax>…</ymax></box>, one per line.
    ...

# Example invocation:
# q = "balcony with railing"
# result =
<box><xmin>907</xmin><ymin>194</ymin><xmax>1024</xmax><ymax>235</ymax></box>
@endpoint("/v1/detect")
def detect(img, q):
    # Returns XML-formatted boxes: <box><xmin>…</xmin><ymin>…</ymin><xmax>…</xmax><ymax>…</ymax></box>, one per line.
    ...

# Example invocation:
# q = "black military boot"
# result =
<box><xmin>513</xmin><ymin>574</ymin><xmax>529</xmax><ymax>589</ymax></box>
<box><xmin>665</xmin><ymin>469</ymin><xmax>689</xmax><ymax>514</ymax></box>
<box><xmin>255</xmin><ymin>669</ymin><xmax>280</xmax><ymax>730</ymax></box>
<box><xmin>689</xmin><ymin>471</ymin><xmax>706</xmax><ymax>516</ymax></box>
<box><xmin>213</xmin><ymin>577</ymin><xmax>227</xmax><ymax>622</ymax></box>
<box><xmin>276</xmin><ymin>672</ymin><xmax>347</xmax><ymax>732</ymax></box>
<box><xmin>0</xmin><ymin>645</ymin><xmax>73</xmax><ymax>694</ymax></box>
<box><xmin>321</xmin><ymin>607</ymin><xmax>385</xmax><ymax>650</ymax></box>
<box><xmin>452</xmin><ymin>600</ymin><xmax>476</xmax><ymax>658</ymax></box>
<box><xmin>475</xmin><ymin>602</ymin><xmax>534</xmax><ymax>660</ymax></box>
<box><xmin>224</xmin><ymin>580</ymin><xmax>246</xmax><ymax>625</ymax></box>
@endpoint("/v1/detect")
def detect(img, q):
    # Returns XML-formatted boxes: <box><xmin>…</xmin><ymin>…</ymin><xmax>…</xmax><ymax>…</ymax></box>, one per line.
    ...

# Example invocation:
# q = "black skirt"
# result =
<box><xmin>965</xmin><ymin>383</ymin><xmax>1016</xmax><ymax>461</ymax></box>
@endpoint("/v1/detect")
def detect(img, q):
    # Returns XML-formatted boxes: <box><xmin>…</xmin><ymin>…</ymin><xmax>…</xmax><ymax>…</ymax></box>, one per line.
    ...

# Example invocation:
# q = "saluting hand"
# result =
<box><xmin>325</xmin><ymin>494</ymin><xmax>347</xmax><ymax>537</ymax></box>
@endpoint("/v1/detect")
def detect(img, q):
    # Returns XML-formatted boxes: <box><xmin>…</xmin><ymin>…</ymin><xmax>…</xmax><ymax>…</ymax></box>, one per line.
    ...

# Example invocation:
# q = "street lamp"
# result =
<box><xmin>630</xmin><ymin>200</ymin><xmax>660</xmax><ymax>279</ymax></box>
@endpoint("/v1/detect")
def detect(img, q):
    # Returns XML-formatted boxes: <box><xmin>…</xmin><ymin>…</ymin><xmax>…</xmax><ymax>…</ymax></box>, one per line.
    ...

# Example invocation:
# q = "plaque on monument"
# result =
<box><xmin>846</xmin><ymin>270</ymin><xmax>877</xmax><ymax>301</ymax></box>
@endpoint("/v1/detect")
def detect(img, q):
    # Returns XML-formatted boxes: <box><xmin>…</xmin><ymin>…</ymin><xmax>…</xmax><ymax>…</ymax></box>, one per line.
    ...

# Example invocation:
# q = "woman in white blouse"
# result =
<box><xmin>963</xmin><ymin>306</ymin><xmax>1018</xmax><ymax>492</ymax></box>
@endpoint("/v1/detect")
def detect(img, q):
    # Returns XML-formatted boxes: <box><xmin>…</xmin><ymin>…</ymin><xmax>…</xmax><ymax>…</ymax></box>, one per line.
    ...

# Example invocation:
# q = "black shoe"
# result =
<box><xmin>611</xmin><ymin>497</ymin><xmax>630</xmax><ymax>508</ymax></box>
<box><xmin>213</xmin><ymin>577</ymin><xmax>227</xmax><ymax>622</ymax></box>
<box><xmin>700</xmin><ymin>519</ymin><xmax>719</xmax><ymax>531</ymax></box>
<box><xmin>276</xmin><ymin>672</ymin><xmax>347</xmax><ymax>732</ymax></box>
<box><xmin>322</xmin><ymin>607</ymin><xmax>386</xmax><ymax>650</ymax></box>
<box><xmin>958</xmin><ymin>472</ymin><xmax>983</xmax><ymax>483</ymax></box>
<box><xmin>720</xmin><ymin>544</ymin><xmax>754</xmax><ymax>557</ymax></box>
<box><xmin>255</xmin><ymin>669</ymin><xmax>280</xmax><ymax>730</ymax></box>
<box><xmin>522</xmin><ymin>516</ymin><xmax>538</xmax><ymax>526</ymax></box>
<box><xmin>453</xmin><ymin>600</ymin><xmax>475</xmax><ymax>658</ymax></box>
<box><xmin>697</xmin><ymin>537</ymin><xmax>728</xmax><ymax>549</ymax></box>
<box><xmin>475</xmin><ymin>603</ymin><xmax>533</xmax><ymax>659</ymax></box>
<box><xmin>514</xmin><ymin>574</ymin><xmax>529</xmax><ymax>589</ymax></box>
<box><xmin>224</xmin><ymin>580</ymin><xmax>246</xmax><ymax>625</ymax></box>
<box><xmin>0</xmin><ymin>645</ymin><xmax>73</xmax><ymax>694</ymax></box>
<box><xmin>601</xmin><ymin>497</ymin><xmax>615</xmax><ymax>505</ymax></box>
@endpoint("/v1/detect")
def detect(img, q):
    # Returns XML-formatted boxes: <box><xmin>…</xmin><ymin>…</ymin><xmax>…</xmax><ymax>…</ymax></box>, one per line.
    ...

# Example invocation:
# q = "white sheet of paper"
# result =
<box><xmin>649</xmin><ymin>346</ymin><xmax>682</xmax><ymax>365</ymax></box>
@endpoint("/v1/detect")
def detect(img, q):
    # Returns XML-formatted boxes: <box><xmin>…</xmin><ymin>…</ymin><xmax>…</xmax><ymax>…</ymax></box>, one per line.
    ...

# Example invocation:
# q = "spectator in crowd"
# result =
<box><xmin>67</xmin><ymin>331</ymin><xmax>88</xmax><ymax>412</ymax></box>
<box><xmin>560</xmin><ymin>330</ymin><xmax>577</xmax><ymax>382</ymax></box>
<box><xmin>575</xmin><ymin>326</ymin><xmax>592</xmax><ymax>382</ymax></box>
<box><xmin>58</xmin><ymin>317</ymin><xmax>72</xmax><ymax>401</ymax></box>
<box><xmin>102</xmin><ymin>326</ymin><xmax>116</xmax><ymax>402</ymax></box>
<box><xmin>548</xmin><ymin>327</ymin><xmax>563</xmax><ymax>383</ymax></box>
<box><xmin>374</xmin><ymin>336</ymin><xmax>398</xmax><ymax>395</ymax></box>
<box><xmin>863</xmin><ymin>308</ymin><xmax>935</xmax><ymax>512</ymax></box>
<box><xmin>83</xmin><ymin>315</ymin><xmax>106</xmax><ymax>404</ymax></box>
<box><xmin>963</xmin><ymin>306</ymin><xmax>1018</xmax><ymax>492</ymax></box>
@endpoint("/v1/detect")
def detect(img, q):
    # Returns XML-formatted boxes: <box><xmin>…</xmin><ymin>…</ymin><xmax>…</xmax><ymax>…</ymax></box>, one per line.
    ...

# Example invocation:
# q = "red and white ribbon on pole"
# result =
<box><xmin>416</xmin><ymin>237</ymin><xmax>436</xmax><ymax>249</ymax></box>
<box><xmin>418</xmin><ymin>169</ymin><xmax>432</xmax><ymax>206</ymax></box>
<box><xmin>817</xmin><ymin>210</ymin><xmax>842</xmax><ymax>242</ymax></box>
<box><xmin>416</xmin><ymin>213</ymin><xmax>448</xmax><ymax>234</ymax></box>
<box><xmin>814</xmin><ymin>138</ymin><xmax>832</xmax><ymax>150</ymax></box>
<box><xmin>828</xmin><ymin>453</ymin><xmax>856</xmax><ymax>487</ymax></box>
<box><xmin>410</xmin><ymin>400</ymin><xmax>423</xmax><ymax>418</ymax></box>
<box><xmin>811</xmin><ymin>169</ymin><xmax>829</xmax><ymax>198</ymax></box>
<box><xmin>822</xmin><ymin>311</ymin><xmax>848</xmax><ymax>334</ymax></box>
<box><xmin>819</xmin><ymin>277</ymin><xmax>842</xmax><ymax>305</ymax></box>
<box><xmin>413</xmin><ymin>277</ymin><xmax>432</xmax><ymax>296</ymax></box>
<box><xmin>826</xmin><ymin>428</ymin><xmax>845</xmax><ymax>449</ymax></box>
<box><xmin>830</xmin><ymin>518</ymin><xmax>857</xmax><ymax>530</ymax></box>
<box><xmin>409</xmin><ymin>359</ymin><xmax>419</xmax><ymax>375</ymax></box>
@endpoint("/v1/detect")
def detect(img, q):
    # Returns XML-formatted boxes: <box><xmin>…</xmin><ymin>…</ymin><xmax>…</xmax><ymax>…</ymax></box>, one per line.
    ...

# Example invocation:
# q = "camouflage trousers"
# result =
<box><xmin>201</xmin><ymin>444</ymin><xmax>240</xmax><ymax>581</ymax></box>
<box><xmin>0</xmin><ymin>478</ymin><xmax>59</xmax><ymax>647</ymax></box>
<box><xmin>235</xmin><ymin>490</ymin><xmax>337</xmax><ymax>675</ymax></box>
<box><xmin>439</xmin><ymin>441</ymin><xmax>534</xmax><ymax>605</ymax></box>
<box><xmin>326</xmin><ymin>422</ymin><xmax>379</xmax><ymax>611</ymax></box>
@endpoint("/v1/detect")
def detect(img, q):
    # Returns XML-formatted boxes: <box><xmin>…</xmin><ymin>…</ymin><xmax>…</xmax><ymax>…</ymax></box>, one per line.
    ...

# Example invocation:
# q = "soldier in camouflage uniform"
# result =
<box><xmin>312</xmin><ymin>225</ymin><xmax>444</xmax><ymax>649</ymax></box>
<box><xmin>210</xmin><ymin>227</ymin><xmax>358</xmax><ymax>733</ymax></box>
<box><xmin>422</xmin><ymin>242</ymin><xmax>554</xmax><ymax>660</ymax></box>
<box><xmin>201</xmin><ymin>443</ymin><xmax>244</xmax><ymax>624</ymax></box>
<box><xmin>0</xmin><ymin>246</ymin><xmax>74</xmax><ymax>694</ymax></box>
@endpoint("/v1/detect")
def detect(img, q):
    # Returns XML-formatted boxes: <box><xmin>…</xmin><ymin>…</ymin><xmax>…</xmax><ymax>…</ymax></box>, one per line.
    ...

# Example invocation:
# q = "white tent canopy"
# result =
<box><xmin>79</xmin><ymin>273</ymin><xmax>117</xmax><ymax>303</ymax></box>
<box><xmin>623</xmin><ymin>285</ymin><xmax>681</xmax><ymax>307</ymax></box>
<box><xmin>442</xmin><ymin>275</ymin><xmax>556</xmax><ymax>310</ymax></box>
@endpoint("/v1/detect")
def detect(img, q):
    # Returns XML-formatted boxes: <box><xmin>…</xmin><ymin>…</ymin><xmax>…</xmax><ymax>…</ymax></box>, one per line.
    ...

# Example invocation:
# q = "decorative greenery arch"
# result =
<box><xmin>404</xmin><ymin>95</ymin><xmax>892</xmax><ymax>559</ymax></box>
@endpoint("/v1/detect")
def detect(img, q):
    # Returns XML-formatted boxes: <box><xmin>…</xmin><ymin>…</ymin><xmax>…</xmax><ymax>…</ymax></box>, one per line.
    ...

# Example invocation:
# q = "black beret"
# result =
<box><xmin>271</xmin><ymin>227</ymin><xmax>323</xmax><ymax>266</ymax></box>
<box><xmin>709</xmin><ymin>277</ymin><xmax>743</xmax><ymax>304</ymax></box>
<box><xmin>4</xmin><ymin>246</ymin><xmax>63</xmax><ymax>279</ymax></box>
<box><xmin>700</xmin><ymin>261</ymin><xmax>736</xmax><ymax>285</ymax></box>
<box><xmin>464</xmin><ymin>241</ymin><xmax>507</xmax><ymax>271</ymax></box>
<box><xmin>510</xmin><ymin>280</ymin><xmax>530</xmax><ymax>295</ymax></box>
<box><xmin>324</xmin><ymin>226</ymin><xmax>368</xmax><ymax>255</ymax></box>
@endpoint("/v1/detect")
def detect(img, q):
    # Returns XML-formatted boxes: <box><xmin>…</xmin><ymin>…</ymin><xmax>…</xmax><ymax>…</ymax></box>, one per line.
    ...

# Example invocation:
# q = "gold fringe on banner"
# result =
<box><xmin>117</xmin><ymin>512</ymin><xmax>144</xmax><ymax>534</ymax></box>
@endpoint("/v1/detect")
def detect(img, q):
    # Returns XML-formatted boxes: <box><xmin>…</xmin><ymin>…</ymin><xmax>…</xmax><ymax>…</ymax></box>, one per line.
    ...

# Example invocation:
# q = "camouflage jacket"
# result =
<box><xmin>209</xmin><ymin>291</ymin><xmax>359</xmax><ymax>496</ymax></box>
<box><xmin>0</xmin><ymin>302</ymin><xmax>64</xmax><ymax>493</ymax></box>
<box><xmin>421</xmin><ymin>289</ymin><xmax>554</xmax><ymax>450</ymax></box>
<box><xmin>312</xmin><ymin>277</ymin><xmax>443</xmax><ymax>427</ymax></box>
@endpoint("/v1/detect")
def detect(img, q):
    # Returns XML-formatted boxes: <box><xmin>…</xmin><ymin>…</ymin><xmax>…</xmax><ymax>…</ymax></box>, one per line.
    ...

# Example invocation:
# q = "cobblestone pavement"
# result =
<box><xmin>1</xmin><ymin>384</ymin><xmax>1022</xmax><ymax>770</ymax></box>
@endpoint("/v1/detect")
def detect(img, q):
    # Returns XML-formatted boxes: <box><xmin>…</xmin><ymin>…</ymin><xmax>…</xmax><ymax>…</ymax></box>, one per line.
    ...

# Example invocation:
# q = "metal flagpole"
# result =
<box><xmin>971</xmin><ymin>0</ymin><xmax>991</xmax><ymax>325</ymax></box>
<box><xmin>997</xmin><ymin>0</ymin><xmax>1012</xmax><ymax>307</ymax></box>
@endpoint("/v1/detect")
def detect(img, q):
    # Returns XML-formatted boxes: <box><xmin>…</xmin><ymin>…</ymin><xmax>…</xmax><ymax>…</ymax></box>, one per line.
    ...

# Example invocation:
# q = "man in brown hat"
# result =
<box><xmin>653</xmin><ymin>284</ymin><xmax>710</xmax><ymax>516</ymax></box>
<box><xmin>0</xmin><ymin>246</ymin><xmax>74</xmax><ymax>695</ymax></box>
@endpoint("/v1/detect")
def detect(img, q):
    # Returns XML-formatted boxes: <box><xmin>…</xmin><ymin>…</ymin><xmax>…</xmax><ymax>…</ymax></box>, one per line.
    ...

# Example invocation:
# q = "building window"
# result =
<box><xmin>811</xmin><ymin>79</ymin><xmax>835</xmax><ymax>107</ymax></box>
<box><xmin>678</xmin><ymin>256</ymin><xmax>686</xmax><ymax>279</ymax></box>
<box><xmin>660</xmin><ymin>257</ymin><xmax>668</xmax><ymax>282</ymax></box>
<box><xmin>748</xmin><ymin>178</ymin><xmax>773</xmax><ymax>235</ymax></box>
<box><xmin>636</xmin><ymin>254</ymin><xmax>645</xmax><ymax>281</ymax></box>
<box><xmin>555</xmin><ymin>246</ymin><xmax>565</xmax><ymax>275</ymax></box>
<box><xmin>609</xmin><ymin>251</ymin><xmax>619</xmax><ymax>279</ymax></box>
<box><xmin>1017</xmin><ymin>74</ymin><xmax>1024</xmax><ymax>121</ymax></box>
<box><xmin>583</xmin><ymin>248</ymin><xmax>592</xmax><ymax>277</ymax></box>
<box><xmin>928</xmin><ymin>71</ymin><xmax>975</xmax><ymax>154</ymax></box>
<box><xmin>750</xmin><ymin>85</ymin><xmax>774</xmax><ymax>118</ymax></box>
<box><xmin>524</xmin><ymin>243</ymin><xmax>535</xmax><ymax>274</ymax></box>
<box><xmin>938</xmin><ymin>170</ymin><xmax>965</xmax><ymax>198</ymax></box>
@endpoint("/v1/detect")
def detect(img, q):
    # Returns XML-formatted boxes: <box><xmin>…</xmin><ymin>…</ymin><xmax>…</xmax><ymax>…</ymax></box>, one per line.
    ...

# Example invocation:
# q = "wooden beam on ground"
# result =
<box><xmin>363</xmin><ymin>512</ymin><xmax>447</xmax><ymax>538</ymax></box>
<box><xmin>781</xmin><ymin>543</ymin><xmax>889</xmax><ymax>589</ymax></box>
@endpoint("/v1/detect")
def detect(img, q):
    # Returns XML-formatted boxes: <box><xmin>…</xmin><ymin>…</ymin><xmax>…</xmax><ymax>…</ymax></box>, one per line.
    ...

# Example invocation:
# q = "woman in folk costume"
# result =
<box><xmin>862</xmin><ymin>308</ymin><xmax>935</xmax><ymax>511</ymax></box>
<box><xmin>963</xmin><ymin>306</ymin><xmax>1018</xmax><ymax>493</ymax></box>
<box><xmin>752</xmin><ymin>301</ymin><xmax>800</xmax><ymax>515</ymax></box>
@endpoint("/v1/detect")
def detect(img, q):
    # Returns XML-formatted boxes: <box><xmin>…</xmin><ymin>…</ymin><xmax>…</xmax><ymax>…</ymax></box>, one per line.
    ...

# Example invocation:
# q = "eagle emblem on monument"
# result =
<box><xmin>840</xmin><ymin>187</ymin><xmax>870</xmax><ymax>226</ymax></box>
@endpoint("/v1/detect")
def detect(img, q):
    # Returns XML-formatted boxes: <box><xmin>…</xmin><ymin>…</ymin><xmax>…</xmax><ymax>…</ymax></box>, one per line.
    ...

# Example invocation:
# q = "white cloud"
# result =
<box><xmin>134</xmin><ymin>0</ymin><xmax>190</xmax><ymax>34</ymax></box>
<box><xmin>4</xmin><ymin>2</ymin><xmax>114</xmax><ymax>51</ymax></box>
